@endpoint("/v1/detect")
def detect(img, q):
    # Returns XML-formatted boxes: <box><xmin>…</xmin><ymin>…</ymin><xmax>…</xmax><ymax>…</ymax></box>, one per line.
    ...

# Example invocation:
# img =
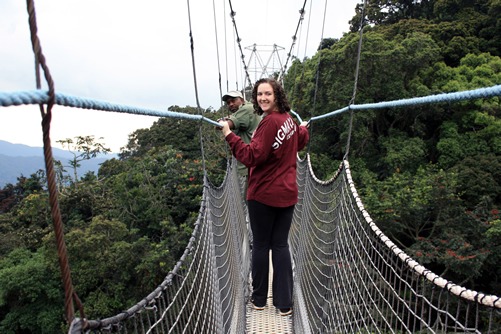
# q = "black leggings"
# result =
<box><xmin>248</xmin><ymin>200</ymin><xmax>294</xmax><ymax>309</ymax></box>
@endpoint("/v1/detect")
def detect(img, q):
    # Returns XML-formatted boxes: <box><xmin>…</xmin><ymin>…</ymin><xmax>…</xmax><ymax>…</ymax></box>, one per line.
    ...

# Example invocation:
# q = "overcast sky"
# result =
<box><xmin>0</xmin><ymin>0</ymin><xmax>360</xmax><ymax>152</ymax></box>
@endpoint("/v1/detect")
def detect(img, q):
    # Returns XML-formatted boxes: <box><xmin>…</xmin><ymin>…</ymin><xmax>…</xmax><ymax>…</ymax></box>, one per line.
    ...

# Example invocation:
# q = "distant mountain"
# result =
<box><xmin>0</xmin><ymin>140</ymin><xmax>118</xmax><ymax>187</ymax></box>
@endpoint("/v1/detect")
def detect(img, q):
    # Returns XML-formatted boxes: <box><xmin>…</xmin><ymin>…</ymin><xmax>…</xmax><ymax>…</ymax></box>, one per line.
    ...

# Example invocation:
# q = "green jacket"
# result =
<box><xmin>228</xmin><ymin>102</ymin><xmax>261</xmax><ymax>176</ymax></box>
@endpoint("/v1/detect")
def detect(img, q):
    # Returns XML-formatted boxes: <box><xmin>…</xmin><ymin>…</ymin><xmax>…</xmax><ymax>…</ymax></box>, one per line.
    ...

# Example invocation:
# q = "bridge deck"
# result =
<box><xmin>245</xmin><ymin>265</ymin><xmax>293</xmax><ymax>333</ymax></box>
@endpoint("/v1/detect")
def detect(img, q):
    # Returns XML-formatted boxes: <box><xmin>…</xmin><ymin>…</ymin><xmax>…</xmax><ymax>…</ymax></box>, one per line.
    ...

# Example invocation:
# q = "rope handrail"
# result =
<box><xmin>309</xmin><ymin>84</ymin><xmax>501</xmax><ymax>122</ymax></box>
<box><xmin>342</xmin><ymin>158</ymin><xmax>501</xmax><ymax>309</ymax></box>
<box><xmin>3</xmin><ymin>85</ymin><xmax>501</xmax><ymax>127</ymax></box>
<box><xmin>289</xmin><ymin>109</ymin><xmax>303</xmax><ymax>124</ymax></box>
<box><xmin>0</xmin><ymin>89</ymin><xmax>222</xmax><ymax>127</ymax></box>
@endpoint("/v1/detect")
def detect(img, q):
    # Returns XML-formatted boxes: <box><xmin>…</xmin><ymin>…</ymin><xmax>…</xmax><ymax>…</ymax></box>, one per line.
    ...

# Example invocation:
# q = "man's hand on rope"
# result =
<box><xmin>215</xmin><ymin>117</ymin><xmax>226</xmax><ymax>131</ymax></box>
<box><xmin>218</xmin><ymin>119</ymin><xmax>232</xmax><ymax>137</ymax></box>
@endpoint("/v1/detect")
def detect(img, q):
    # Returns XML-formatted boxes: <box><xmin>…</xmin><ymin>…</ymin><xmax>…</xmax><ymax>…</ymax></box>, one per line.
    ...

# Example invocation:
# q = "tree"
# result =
<box><xmin>0</xmin><ymin>248</ymin><xmax>64</xmax><ymax>334</ymax></box>
<box><xmin>0</xmin><ymin>171</ymin><xmax>45</xmax><ymax>214</ymax></box>
<box><xmin>119</xmin><ymin>106</ymin><xmax>202</xmax><ymax>160</ymax></box>
<box><xmin>357</xmin><ymin>163</ymin><xmax>491</xmax><ymax>286</ymax></box>
<box><xmin>10</xmin><ymin>192</ymin><xmax>51</xmax><ymax>252</ymax></box>
<box><xmin>482</xmin><ymin>212</ymin><xmax>501</xmax><ymax>294</ymax></box>
<box><xmin>318</xmin><ymin>38</ymin><xmax>338</xmax><ymax>50</ymax></box>
<box><xmin>59</xmin><ymin>217</ymin><xmax>156</xmax><ymax>318</ymax></box>
<box><xmin>59</xmin><ymin>176</ymin><xmax>114</xmax><ymax>225</ymax></box>
<box><xmin>0</xmin><ymin>213</ymin><xmax>19</xmax><ymax>258</ymax></box>
<box><xmin>56</xmin><ymin>135</ymin><xmax>111</xmax><ymax>183</ymax></box>
<box><xmin>105</xmin><ymin>146</ymin><xmax>203</xmax><ymax>237</ymax></box>
<box><xmin>349</xmin><ymin>0</ymin><xmax>426</xmax><ymax>30</ymax></box>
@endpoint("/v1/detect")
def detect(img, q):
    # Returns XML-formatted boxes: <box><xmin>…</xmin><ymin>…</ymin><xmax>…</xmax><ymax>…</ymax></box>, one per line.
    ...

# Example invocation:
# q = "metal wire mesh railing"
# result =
<box><xmin>71</xmin><ymin>160</ymin><xmax>249</xmax><ymax>333</ymax></box>
<box><xmin>290</xmin><ymin>156</ymin><xmax>501</xmax><ymax>334</ymax></box>
<box><xmin>73</xmin><ymin>152</ymin><xmax>501</xmax><ymax>333</ymax></box>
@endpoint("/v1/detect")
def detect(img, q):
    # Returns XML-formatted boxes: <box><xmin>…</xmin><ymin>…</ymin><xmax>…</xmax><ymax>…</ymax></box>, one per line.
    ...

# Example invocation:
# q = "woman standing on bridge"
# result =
<box><xmin>218</xmin><ymin>78</ymin><xmax>309</xmax><ymax>316</ymax></box>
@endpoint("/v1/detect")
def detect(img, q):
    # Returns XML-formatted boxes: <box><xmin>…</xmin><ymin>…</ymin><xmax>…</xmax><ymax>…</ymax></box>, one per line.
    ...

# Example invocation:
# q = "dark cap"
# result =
<box><xmin>222</xmin><ymin>90</ymin><xmax>244</xmax><ymax>102</ymax></box>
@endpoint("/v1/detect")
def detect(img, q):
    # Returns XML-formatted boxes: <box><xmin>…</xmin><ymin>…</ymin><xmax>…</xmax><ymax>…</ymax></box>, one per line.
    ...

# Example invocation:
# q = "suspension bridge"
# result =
<box><xmin>3</xmin><ymin>84</ymin><xmax>501</xmax><ymax>334</ymax></box>
<box><xmin>1</xmin><ymin>0</ymin><xmax>501</xmax><ymax>333</ymax></box>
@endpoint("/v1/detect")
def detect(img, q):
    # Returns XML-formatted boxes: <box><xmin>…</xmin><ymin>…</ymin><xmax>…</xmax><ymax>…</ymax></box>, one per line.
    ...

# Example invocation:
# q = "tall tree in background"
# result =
<box><xmin>57</xmin><ymin>135</ymin><xmax>111</xmax><ymax>184</ymax></box>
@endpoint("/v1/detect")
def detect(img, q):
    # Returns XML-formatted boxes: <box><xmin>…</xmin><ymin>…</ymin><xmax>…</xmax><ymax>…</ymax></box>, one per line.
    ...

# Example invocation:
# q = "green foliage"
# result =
<box><xmin>0</xmin><ymin>248</ymin><xmax>64</xmax><ymax>334</ymax></box>
<box><xmin>58</xmin><ymin>217</ymin><xmax>163</xmax><ymax>317</ymax></box>
<box><xmin>456</xmin><ymin>155</ymin><xmax>501</xmax><ymax>208</ymax></box>
<box><xmin>58</xmin><ymin>177</ymin><xmax>113</xmax><ymax>225</ymax></box>
<box><xmin>120</xmin><ymin>106</ymin><xmax>202</xmax><ymax>160</ymax></box>
<box><xmin>0</xmin><ymin>105</ymin><xmax>205</xmax><ymax>330</ymax></box>
<box><xmin>104</xmin><ymin>145</ymin><xmax>203</xmax><ymax>236</ymax></box>
<box><xmin>0</xmin><ymin>213</ymin><xmax>20</xmax><ymax>257</ymax></box>
<box><xmin>11</xmin><ymin>193</ymin><xmax>51</xmax><ymax>251</ymax></box>
<box><xmin>0</xmin><ymin>171</ymin><xmax>45</xmax><ymax>214</ymax></box>
<box><xmin>309</xmin><ymin>153</ymin><xmax>342</xmax><ymax>180</ymax></box>
<box><xmin>436</xmin><ymin>121</ymin><xmax>464</xmax><ymax>167</ymax></box>
<box><xmin>428</xmin><ymin>53</ymin><xmax>501</xmax><ymax>93</ymax></box>
<box><xmin>358</xmin><ymin>163</ymin><xmax>493</xmax><ymax>285</ymax></box>
<box><xmin>380</xmin><ymin>129</ymin><xmax>427</xmax><ymax>174</ymax></box>
<box><xmin>484</xmin><ymin>214</ymin><xmax>501</xmax><ymax>292</ymax></box>
<box><xmin>360</xmin><ymin>165</ymin><xmax>456</xmax><ymax>244</ymax></box>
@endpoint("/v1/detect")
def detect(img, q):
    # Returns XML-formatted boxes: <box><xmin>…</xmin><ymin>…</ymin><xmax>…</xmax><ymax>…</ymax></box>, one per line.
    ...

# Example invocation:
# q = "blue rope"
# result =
<box><xmin>2</xmin><ymin>84</ymin><xmax>501</xmax><ymax>126</ymax></box>
<box><xmin>0</xmin><ymin>89</ymin><xmax>222</xmax><ymax>127</ymax></box>
<box><xmin>310</xmin><ymin>84</ymin><xmax>501</xmax><ymax>122</ymax></box>
<box><xmin>289</xmin><ymin>110</ymin><xmax>303</xmax><ymax>123</ymax></box>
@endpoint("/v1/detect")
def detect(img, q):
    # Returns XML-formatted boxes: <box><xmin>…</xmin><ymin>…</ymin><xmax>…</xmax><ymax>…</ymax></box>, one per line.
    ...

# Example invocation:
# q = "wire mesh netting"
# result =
<box><xmin>290</xmin><ymin>156</ymin><xmax>501</xmax><ymax>334</ymax></box>
<box><xmin>76</xmin><ymin>160</ymin><xmax>249</xmax><ymax>333</ymax></box>
<box><xmin>76</xmin><ymin>154</ymin><xmax>501</xmax><ymax>333</ymax></box>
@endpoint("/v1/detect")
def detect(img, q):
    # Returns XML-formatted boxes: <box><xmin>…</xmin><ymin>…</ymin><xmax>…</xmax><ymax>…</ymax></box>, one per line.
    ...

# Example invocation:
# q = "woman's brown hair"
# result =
<box><xmin>251</xmin><ymin>78</ymin><xmax>291</xmax><ymax>116</ymax></box>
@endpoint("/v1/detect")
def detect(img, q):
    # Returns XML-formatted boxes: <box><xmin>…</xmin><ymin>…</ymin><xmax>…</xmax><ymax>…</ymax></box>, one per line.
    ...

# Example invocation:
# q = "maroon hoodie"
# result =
<box><xmin>225</xmin><ymin>111</ymin><xmax>309</xmax><ymax>207</ymax></box>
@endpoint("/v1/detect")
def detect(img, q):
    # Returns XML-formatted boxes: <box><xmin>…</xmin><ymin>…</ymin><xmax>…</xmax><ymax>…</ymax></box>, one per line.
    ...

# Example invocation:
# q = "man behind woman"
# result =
<box><xmin>218</xmin><ymin>78</ymin><xmax>309</xmax><ymax>316</ymax></box>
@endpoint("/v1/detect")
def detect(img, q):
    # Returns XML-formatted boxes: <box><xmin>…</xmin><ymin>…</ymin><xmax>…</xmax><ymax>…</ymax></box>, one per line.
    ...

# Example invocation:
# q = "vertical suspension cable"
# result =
<box><xmin>344</xmin><ymin>0</ymin><xmax>367</xmax><ymax>160</ymax></box>
<box><xmin>212</xmin><ymin>0</ymin><xmax>223</xmax><ymax>109</ymax></box>
<box><xmin>25</xmin><ymin>0</ymin><xmax>82</xmax><ymax>326</ymax></box>
<box><xmin>186</xmin><ymin>0</ymin><xmax>207</xmax><ymax>174</ymax></box>
<box><xmin>233</xmin><ymin>26</ymin><xmax>239</xmax><ymax>91</ymax></box>
<box><xmin>279</xmin><ymin>0</ymin><xmax>308</xmax><ymax>83</ymax></box>
<box><xmin>302</xmin><ymin>0</ymin><xmax>315</xmax><ymax>154</ymax></box>
<box><xmin>290</xmin><ymin>0</ymin><xmax>313</xmax><ymax>114</ymax></box>
<box><xmin>288</xmin><ymin>23</ymin><xmax>304</xmax><ymax>101</ymax></box>
<box><xmin>227</xmin><ymin>0</ymin><xmax>253</xmax><ymax>90</ymax></box>
<box><xmin>307</xmin><ymin>0</ymin><xmax>328</xmax><ymax>154</ymax></box>
<box><xmin>311</xmin><ymin>0</ymin><xmax>328</xmax><ymax>116</ymax></box>
<box><xmin>303</xmin><ymin>0</ymin><xmax>314</xmax><ymax>60</ymax></box>
<box><xmin>223</xmin><ymin>1</ymin><xmax>229</xmax><ymax>93</ymax></box>
<box><xmin>186</xmin><ymin>0</ymin><xmax>203</xmax><ymax>111</ymax></box>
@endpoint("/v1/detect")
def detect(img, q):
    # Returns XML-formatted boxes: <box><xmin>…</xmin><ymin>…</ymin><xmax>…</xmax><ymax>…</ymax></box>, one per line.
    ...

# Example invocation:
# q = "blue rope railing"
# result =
<box><xmin>1</xmin><ymin>84</ymin><xmax>501</xmax><ymax>126</ymax></box>
<box><xmin>310</xmin><ymin>84</ymin><xmax>501</xmax><ymax>122</ymax></box>
<box><xmin>0</xmin><ymin>90</ymin><xmax>221</xmax><ymax>127</ymax></box>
